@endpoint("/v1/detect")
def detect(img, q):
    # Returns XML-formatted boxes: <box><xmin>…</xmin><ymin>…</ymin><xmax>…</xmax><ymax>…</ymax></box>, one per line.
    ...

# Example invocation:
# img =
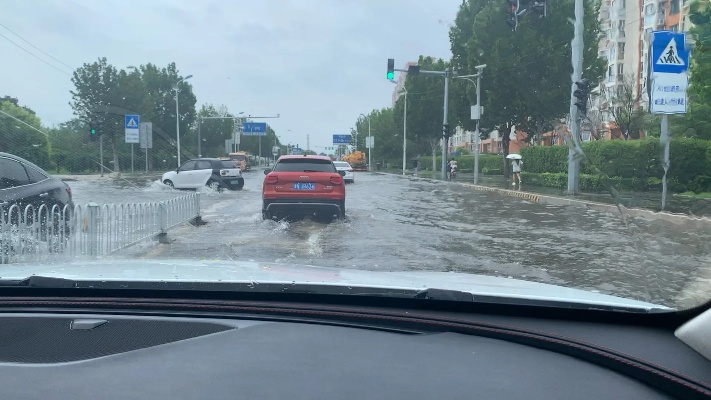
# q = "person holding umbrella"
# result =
<box><xmin>507</xmin><ymin>154</ymin><xmax>523</xmax><ymax>186</ymax></box>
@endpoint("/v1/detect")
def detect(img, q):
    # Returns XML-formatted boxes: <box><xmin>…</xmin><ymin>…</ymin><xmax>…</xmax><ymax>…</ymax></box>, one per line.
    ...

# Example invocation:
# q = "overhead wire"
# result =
<box><xmin>0</xmin><ymin>31</ymin><xmax>71</xmax><ymax>76</ymax></box>
<box><xmin>0</xmin><ymin>23</ymin><xmax>74</xmax><ymax>71</ymax></box>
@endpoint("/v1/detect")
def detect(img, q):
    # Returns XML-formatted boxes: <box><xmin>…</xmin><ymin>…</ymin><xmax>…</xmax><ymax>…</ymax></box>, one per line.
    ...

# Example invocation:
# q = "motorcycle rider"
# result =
<box><xmin>447</xmin><ymin>159</ymin><xmax>458</xmax><ymax>180</ymax></box>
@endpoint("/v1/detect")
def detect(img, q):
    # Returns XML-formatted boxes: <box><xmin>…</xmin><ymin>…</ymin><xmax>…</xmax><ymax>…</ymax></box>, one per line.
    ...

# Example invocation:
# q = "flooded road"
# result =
<box><xmin>68</xmin><ymin>171</ymin><xmax>711</xmax><ymax>308</ymax></box>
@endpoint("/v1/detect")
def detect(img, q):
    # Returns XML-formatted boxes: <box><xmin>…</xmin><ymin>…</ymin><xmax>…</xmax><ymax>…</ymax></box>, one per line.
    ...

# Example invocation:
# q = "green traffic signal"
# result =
<box><xmin>90</xmin><ymin>128</ymin><xmax>96</xmax><ymax>135</ymax></box>
<box><xmin>386</xmin><ymin>71</ymin><xmax>394</xmax><ymax>80</ymax></box>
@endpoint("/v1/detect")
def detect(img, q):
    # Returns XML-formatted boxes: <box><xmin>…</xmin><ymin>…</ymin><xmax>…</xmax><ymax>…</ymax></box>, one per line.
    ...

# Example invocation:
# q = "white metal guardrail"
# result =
<box><xmin>0</xmin><ymin>194</ymin><xmax>200</xmax><ymax>264</ymax></box>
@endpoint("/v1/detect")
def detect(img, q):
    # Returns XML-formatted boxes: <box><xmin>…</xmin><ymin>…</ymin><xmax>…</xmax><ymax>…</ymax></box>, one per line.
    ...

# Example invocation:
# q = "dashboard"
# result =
<box><xmin>0</xmin><ymin>293</ymin><xmax>709</xmax><ymax>399</ymax></box>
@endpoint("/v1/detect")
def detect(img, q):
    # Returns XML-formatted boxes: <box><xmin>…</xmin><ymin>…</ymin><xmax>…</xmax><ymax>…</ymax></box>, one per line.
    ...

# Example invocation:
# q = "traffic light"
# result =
<box><xmin>442</xmin><ymin>124</ymin><xmax>451</xmax><ymax>139</ymax></box>
<box><xmin>387</xmin><ymin>58</ymin><xmax>395</xmax><ymax>80</ymax></box>
<box><xmin>574</xmin><ymin>79</ymin><xmax>590</xmax><ymax>116</ymax></box>
<box><xmin>89</xmin><ymin>121</ymin><xmax>99</xmax><ymax>141</ymax></box>
<box><xmin>506</xmin><ymin>0</ymin><xmax>520</xmax><ymax>31</ymax></box>
<box><xmin>529</xmin><ymin>0</ymin><xmax>547</xmax><ymax>17</ymax></box>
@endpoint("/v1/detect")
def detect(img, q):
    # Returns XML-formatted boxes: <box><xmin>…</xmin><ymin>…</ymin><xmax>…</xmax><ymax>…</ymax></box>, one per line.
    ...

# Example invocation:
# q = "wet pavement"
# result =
<box><xmin>386</xmin><ymin>169</ymin><xmax>711</xmax><ymax>217</ymax></box>
<box><xmin>68</xmin><ymin>171</ymin><xmax>711</xmax><ymax>309</ymax></box>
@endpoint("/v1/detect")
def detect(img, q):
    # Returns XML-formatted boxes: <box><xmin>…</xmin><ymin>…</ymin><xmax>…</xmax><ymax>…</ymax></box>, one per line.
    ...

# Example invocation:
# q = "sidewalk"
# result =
<box><xmin>380</xmin><ymin>168</ymin><xmax>711</xmax><ymax>218</ymax></box>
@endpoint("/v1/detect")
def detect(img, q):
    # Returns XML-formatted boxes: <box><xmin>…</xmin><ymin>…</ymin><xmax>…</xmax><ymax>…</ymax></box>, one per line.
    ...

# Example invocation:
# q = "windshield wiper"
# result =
<box><xmin>0</xmin><ymin>275</ymin><xmax>77</xmax><ymax>288</ymax></box>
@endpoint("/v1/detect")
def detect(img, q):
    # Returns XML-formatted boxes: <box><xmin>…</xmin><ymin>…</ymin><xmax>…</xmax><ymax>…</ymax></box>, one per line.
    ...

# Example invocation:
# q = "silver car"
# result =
<box><xmin>333</xmin><ymin>161</ymin><xmax>355</xmax><ymax>184</ymax></box>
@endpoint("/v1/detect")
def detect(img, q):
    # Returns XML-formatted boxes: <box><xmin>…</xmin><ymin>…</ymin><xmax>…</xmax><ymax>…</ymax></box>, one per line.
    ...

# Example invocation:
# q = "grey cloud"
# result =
<box><xmin>2</xmin><ymin>0</ymin><xmax>460</xmax><ymax>146</ymax></box>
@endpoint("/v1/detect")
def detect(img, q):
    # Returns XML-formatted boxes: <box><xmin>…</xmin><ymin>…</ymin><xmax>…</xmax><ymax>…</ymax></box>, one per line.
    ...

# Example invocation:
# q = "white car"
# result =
<box><xmin>162</xmin><ymin>158</ymin><xmax>244</xmax><ymax>191</ymax></box>
<box><xmin>333</xmin><ymin>161</ymin><xmax>355</xmax><ymax>184</ymax></box>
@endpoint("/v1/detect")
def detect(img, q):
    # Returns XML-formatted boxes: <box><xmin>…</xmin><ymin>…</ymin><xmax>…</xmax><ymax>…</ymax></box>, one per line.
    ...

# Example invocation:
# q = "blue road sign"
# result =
<box><xmin>333</xmin><ymin>134</ymin><xmax>351</xmax><ymax>144</ymax></box>
<box><xmin>242</xmin><ymin>122</ymin><xmax>268</xmax><ymax>136</ymax></box>
<box><xmin>125</xmin><ymin>114</ymin><xmax>140</xmax><ymax>129</ymax></box>
<box><xmin>652</xmin><ymin>31</ymin><xmax>689</xmax><ymax>74</ymax></box>
<box><xmin>292</xmin><ymin>147</ymin><xmax>303</xmax><ymax>155</ymax></box>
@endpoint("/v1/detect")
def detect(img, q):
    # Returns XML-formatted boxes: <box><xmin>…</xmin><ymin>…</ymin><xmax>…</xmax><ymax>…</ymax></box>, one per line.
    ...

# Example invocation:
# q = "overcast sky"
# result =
<box><xmin>1</xmin><ymin>0</ymin><xmax>461</xmax><ymax>151</ymax></box>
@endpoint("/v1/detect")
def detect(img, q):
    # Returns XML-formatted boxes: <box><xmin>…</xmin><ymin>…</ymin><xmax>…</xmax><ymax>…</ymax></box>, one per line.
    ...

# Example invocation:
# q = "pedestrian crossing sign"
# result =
<box><xmin>651</xmin><ymin>31</ymin><xmax>689</xmax><ymax>74</ymax></box>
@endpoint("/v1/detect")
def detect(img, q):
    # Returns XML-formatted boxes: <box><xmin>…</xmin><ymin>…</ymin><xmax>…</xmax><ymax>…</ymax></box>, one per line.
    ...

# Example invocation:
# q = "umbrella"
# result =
<box><xmin>506</xmin><ymin>154</ymin><xmax>522</xmax><ymax>160</ymax></box>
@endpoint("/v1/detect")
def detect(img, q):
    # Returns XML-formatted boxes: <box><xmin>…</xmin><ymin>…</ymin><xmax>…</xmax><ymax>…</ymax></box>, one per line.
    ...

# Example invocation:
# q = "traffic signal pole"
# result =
<box><xmin>567</xmin><ymin>0</ymin><xmax>584</xmax><ymax>195</ymax></box>
<box><xmin>389</xmin><ymin>60</ymin><xmax>449</xmax><ymax>180</ymax></box>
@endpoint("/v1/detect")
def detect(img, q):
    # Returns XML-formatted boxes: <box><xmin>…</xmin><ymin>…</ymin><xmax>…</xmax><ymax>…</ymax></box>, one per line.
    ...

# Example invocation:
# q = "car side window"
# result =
<box><xmin>196</xmin><ymin>160</ymin><xmax>212</xmax><ymax>170</ymax></box>
<box><xmin>0</xmin><ymin>158</ymin><xmax>31</xmax><ymax>189</ymax></box>
<box><xmin>24</xmin><ymin>165</ymin><xmax>48</xmax><ymax>183</ymax></box>
<box><xmin>180</xmin><ymin>161</ymin><xmax>197</xmax><ymax>171</ymax></box>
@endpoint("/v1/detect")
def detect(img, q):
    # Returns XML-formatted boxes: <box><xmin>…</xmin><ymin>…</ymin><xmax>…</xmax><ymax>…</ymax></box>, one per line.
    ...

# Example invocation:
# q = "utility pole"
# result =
<box><xmin>441</xmin><ymin>71</ymin><xmax>450</xmax><ymax>180</ymax></box>
<box><xmin>99</xmin><ymin>134</ymin><xmax>104</xmax><ymax>177</ymax></box>
<box><xmin>567</xmin><ymin>0</ymin><xmax>584</xmax><ymax>194</ymax></box>
<box><xmin>387</xmin><ymin>60</ymin><xmax>449</xmax><ymax>180</ymax></box>
<box><xmin>197</xmin><ymin>117</ymin><xmax>202</xmax><ymax>157</ymax></box>
<box><xmin>474</xmin><ymin>69</ymin><xmax>482</xmax><ymax>184</ymax></box>
<box><xmin>402</xmin><ymin>89</ymin><xmax>407</xmax><ymax>175</ymax></box>
<box><xmin>454</xmin><ymin>64</ymin><xmax>486</xmax><ymax>185</ymax></box>
<box><xmin>307</xmin><ymin>134</ymin><xmax>310</xmax><ymax>152</ymax></box>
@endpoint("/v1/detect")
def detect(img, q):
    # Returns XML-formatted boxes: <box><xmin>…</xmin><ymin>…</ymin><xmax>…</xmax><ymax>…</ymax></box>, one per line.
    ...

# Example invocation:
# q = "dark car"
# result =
<box><xmin>0</xmin><ymin>152</ymin><xmax>74</xmax><ymax>215</ymax></box>
<box><xmin>162</xmin><ymin>158</ymin><xmax>244</xmax><ymax>191</ymax></box>
<box><xmin>0</xmin><ymin>152</ymin><xmax>74</xmax><ymax>259</ymax></box>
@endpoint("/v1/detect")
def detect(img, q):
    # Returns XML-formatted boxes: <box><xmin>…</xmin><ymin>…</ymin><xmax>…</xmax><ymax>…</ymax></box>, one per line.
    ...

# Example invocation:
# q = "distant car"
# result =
<box><xmin>262</xmin><ymin>155</ymin><xmax>346</xmax><ymax>220</ymax></box>
<box><xmin>0</xmin><ymin>152</ymin><xmax>74</xmax><ymax>255</ymax></box>
<box><xmin>333</xmin><ymin>161</ymin><xmax>355</xmax><ymax>184</ymax></box>
<box><xmin>162</xmin><ymin>158</ymin><xmax>244</xmax><ymax>191</ymax></box>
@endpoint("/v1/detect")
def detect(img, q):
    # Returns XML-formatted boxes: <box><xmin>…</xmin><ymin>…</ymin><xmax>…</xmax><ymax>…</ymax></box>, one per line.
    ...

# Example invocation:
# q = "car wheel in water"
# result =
<box><xmin>237</xmin><ymin>178</ymin><xmax>244</xmax><ymax>190</ymax></box>
<box><xmin>163</xmin><ymin>180</ymin><xmax>174</xmax><ymax>188</ymax></box>
<box><xmin>207</xmin><ymin>180</ymin><xmax>222</xmax><ymax>192</ymax></box>
<box><xmin>262</xmin><ymin>210</ymin><xmax>272</xmax><ymax>220</ymax></box>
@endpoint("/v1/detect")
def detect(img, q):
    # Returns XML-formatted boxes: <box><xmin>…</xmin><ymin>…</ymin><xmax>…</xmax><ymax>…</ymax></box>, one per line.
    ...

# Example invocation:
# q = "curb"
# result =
<box><xmin>378</xmin><ymin>172</ymin><xmax>711</xmax><ymax>228</ymax></box>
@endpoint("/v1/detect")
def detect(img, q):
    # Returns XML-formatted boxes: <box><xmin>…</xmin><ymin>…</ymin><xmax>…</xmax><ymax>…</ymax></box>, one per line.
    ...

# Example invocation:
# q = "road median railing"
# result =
<box><xmin>1</xmin><ymin>193</ymin><xmax>201</xmax><ymax>264</ymax></box>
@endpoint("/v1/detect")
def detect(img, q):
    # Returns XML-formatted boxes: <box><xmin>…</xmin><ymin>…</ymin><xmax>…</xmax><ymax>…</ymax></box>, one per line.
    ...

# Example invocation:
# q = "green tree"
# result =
<box><xmin>354</xmin><ymin>107</ymin><xmax>399</xmax><ymax>164</ymax></box>
<box><xmin>449</xmin><ymin>0</ymin><xmax>604</xmax><ymax>176</ymax></box>
<box><xmin>48</xmin><ymin>118</ymin><xmax>100</xmax><ymax>173</ymax></box>
<box><xmin>672</xmin><ymin>0</ymin><xmax>711</xmax><ymax>138</ymax></box>
<box><xmin>607</xmin><ymin>74</ymin><xmax>649</xmax><ymax>140</ymax></box>
<box><xmin>70</xmin><ymin>58</ymin><xmax>197</xmax><ymax>172</ymax></box>
<box><xmin>0</xmin><ymin>98</ymin><xmax>51</xmax><ymax>168</ymax></box>
<box><xmin>392</xmin><ymin>56</ymin><xmax>451</xmax><ymax>171</ymax></box>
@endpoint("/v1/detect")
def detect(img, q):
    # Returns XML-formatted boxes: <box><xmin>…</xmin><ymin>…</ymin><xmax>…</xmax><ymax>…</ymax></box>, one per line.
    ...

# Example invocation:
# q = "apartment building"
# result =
<box><xmin>594</xmin><ymin>0</ymin><xmax>694</xmax><ymax>136</ymax></box>
<box><xmin>391</xmin><ymin>61</ymin><xmax>418</xmax><ymax>107</ymax></box>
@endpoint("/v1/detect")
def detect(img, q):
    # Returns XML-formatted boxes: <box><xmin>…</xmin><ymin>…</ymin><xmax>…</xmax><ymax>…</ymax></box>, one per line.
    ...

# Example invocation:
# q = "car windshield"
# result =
<box><xmin>1</xmin><ymin>0</ymin><xmax>710</xmax><ymax>313</ymax></box>
<box><xmin>273</xmin><ymin>159</ymin><xmax>336</xmax><ymax>173</ymax></box>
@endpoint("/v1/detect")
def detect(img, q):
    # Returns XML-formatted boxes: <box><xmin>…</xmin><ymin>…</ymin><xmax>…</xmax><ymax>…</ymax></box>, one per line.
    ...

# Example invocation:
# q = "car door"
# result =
<box><xmin>174</xmin><ymin>160</ymin><xmax>197</xmax><ymax>189</ymax></box>
<box><xmin>0</xmin><ymin>156</ymin><xmax>35</xmax><ymax>220</ymax></box>
<box><xmin>193</xmin><ymin>160</ymin><xmax>214</xmax><ymax>187</ymax></box>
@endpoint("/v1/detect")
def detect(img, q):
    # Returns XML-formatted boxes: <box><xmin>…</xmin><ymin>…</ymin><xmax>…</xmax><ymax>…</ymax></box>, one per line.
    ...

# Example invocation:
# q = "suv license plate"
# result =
<box><xmin>293</xmin><ymin>183</ymin><xmax>315</xmax><ymax>191</ymax></box>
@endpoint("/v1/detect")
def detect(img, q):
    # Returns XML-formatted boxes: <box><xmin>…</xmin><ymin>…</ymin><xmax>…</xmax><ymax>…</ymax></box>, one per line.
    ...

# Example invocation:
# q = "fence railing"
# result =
<box><xmin>1</xmin><ymin>194</ymin><xmax>200</xmax><ymax>264</ymax></box>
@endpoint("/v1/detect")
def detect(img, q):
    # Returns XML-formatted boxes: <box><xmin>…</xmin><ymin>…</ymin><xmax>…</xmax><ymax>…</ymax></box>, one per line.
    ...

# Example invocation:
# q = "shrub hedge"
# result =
<box><xmin>419</xmin><ymin>154</ymin><xmax>504</xmax><ymax>175</ymax></box>
<box><xmin>519</xmin><ymin>138</ymin><xmax>711</xmax><ymax>193</ymax></box>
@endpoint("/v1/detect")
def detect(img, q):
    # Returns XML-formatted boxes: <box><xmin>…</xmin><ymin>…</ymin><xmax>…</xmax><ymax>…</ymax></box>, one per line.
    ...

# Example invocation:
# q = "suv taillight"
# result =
<box><xmin>265</xmin><ymin>174</ymin><xmax>278</xmax><ymax>184</ymax></box>
<box><xmin>330</xmin><ymin>175</ymin><xmax>343</xmax><ymax>185</ymax></box>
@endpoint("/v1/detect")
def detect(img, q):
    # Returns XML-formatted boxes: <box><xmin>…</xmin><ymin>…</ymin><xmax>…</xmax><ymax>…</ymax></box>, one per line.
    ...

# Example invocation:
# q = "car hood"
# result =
<box><xmin>0</xmin><ymin>259</ymin><xmax>669</xmax><ymax>311</ymax></box>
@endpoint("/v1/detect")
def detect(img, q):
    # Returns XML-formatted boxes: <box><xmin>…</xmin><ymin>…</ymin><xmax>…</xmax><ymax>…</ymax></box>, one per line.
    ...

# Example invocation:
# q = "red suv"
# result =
<box><xmin>262</xmin><ymin>155</ymin><xmax>346</xmax><ymax>220</ymax></box>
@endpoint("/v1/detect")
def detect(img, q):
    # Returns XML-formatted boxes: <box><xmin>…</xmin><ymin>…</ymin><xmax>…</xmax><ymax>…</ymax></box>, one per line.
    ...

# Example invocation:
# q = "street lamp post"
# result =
<box><xmin>174</xmin><ymin>74</ymin><xmax>193</xmax><ymax>167</ymax></box>
<box><xmin>389</xmin><ymin>79</ymin><xmax>407</xmax><ymax>175</ymax></box>
<box><xmin>454</xmin><ymin>64</ymin><xmax>486</xmax><ymax>185</ymax></box>
<box><xmin>359</xmin><ymin>113</ymin><xmax>371</xmax><ymax>170</ymax></box>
